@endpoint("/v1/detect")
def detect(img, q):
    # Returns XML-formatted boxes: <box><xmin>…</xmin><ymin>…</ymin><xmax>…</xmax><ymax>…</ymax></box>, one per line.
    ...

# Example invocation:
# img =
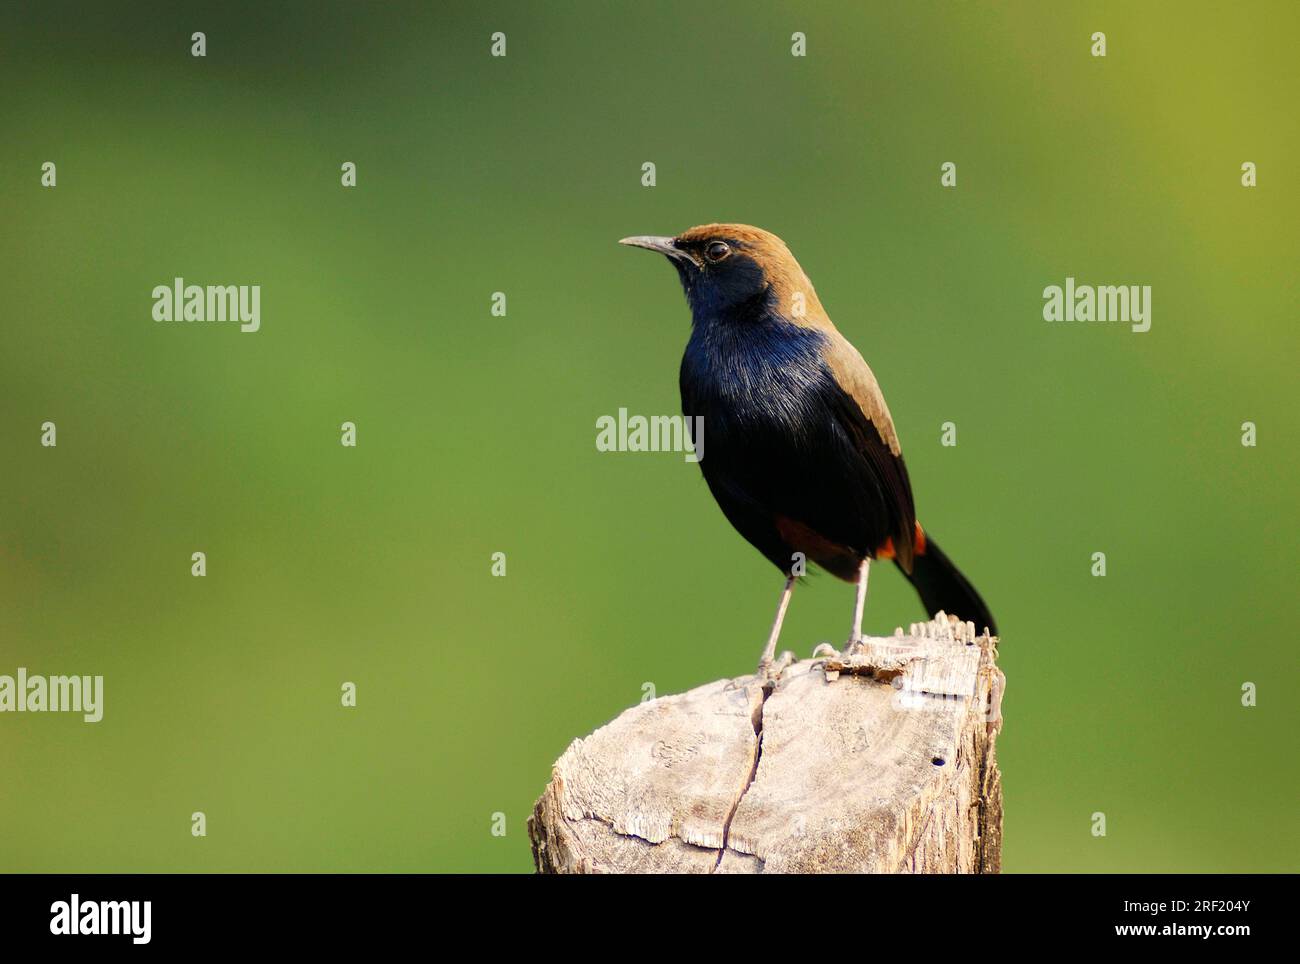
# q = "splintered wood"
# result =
<box><xmin>529</xmin><ymin>614</ymin><xmax>1004</xmax><ymax>874</ymax></box>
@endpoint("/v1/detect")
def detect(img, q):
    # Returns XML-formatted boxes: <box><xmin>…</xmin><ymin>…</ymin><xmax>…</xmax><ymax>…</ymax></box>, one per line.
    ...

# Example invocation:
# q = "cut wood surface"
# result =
<box><xmin>529</xmin><ymin>614</ymin><xmax>1004</xmax><ymax>874</ymax></box>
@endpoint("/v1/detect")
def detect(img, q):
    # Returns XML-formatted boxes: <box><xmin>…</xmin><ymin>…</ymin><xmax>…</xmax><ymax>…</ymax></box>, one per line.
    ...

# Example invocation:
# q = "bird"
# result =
<box><xmin>620</xmin><ymin>224</ymin><xmax>996</xmax><ymax>675</ymax></box>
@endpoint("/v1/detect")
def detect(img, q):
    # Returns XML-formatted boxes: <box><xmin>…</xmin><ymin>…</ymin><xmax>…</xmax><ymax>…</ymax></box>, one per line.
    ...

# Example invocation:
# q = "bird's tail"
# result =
<box><xmin>896</xmin><ymin>533</ymin><xmax>997</xmax><ymax>637</ymax></box>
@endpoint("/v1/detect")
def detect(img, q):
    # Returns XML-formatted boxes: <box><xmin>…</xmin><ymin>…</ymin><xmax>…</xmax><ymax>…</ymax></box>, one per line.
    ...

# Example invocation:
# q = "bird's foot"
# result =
<box><xmin>809</xmin><ymin>641</ymin><xmax>840</xmax><ymax>669</ymax></box>
<box><xmin>810</xmin><ymin>640</ymin><xmax>859</xmax><ymax>681</ymax></box>
<box><xmin>811</xmin><ymin>641</ymin><xmax>840</xmax><ymax>659</ymax></box>
<box><xmin>842</xmin><ymin>633</ymin><xmax>867</xmax><ymax>657</ymax></box>
<box><xmin>758</xmin><ymin>649</ymin><xmax>795</xmax><ymax>688</ymax></box>
<box><xmin>727</xmin><ymin>649</ymin><xmax>794</xmax><ymax>693</ymax></box>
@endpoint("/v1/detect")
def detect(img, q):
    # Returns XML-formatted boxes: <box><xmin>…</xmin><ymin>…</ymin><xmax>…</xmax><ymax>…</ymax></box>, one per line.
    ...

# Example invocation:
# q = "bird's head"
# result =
<box><xmin>620</xmin><ymin>223</ymin><xmax>826</xmax><ymax>325</ymax></box>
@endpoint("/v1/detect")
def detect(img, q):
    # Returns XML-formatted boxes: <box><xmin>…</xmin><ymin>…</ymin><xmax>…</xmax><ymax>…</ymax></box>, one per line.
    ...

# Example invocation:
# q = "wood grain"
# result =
<box><xmin>530</xmin><ymin>614</ymin><xmax>1004</xmax><ymax>873</ymax></box>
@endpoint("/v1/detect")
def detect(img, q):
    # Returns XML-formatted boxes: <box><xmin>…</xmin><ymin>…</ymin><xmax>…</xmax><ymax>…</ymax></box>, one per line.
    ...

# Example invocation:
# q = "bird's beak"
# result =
<box><xmin>619</xmin><ymin>235</ymin><xmax>694</xmax><ymax>263</ymax></box>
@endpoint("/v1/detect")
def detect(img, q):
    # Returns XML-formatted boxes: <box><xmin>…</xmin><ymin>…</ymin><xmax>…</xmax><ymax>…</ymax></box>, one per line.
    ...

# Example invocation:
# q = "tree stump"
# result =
<box><xmin>529</xmin><ymin>615</ymin><xmax>1004</xmax><ymax>873</ymax></box>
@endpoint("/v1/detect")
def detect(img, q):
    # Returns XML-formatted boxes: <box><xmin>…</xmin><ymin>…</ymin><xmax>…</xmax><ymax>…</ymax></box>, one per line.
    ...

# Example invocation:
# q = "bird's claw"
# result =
<box><xmin>809</xmin><ymin>641</ymin><xmax>840</xmax><ymax>671</ymax></box>
<box><xmin>752</xmin><ymin>650</ymin><xmax>795</xmax><ymax>691</ymax></box>
<box><xmin>842</xmin><ymin>634</ymin><xmax>866</xmax><ymax>657</ymax></box>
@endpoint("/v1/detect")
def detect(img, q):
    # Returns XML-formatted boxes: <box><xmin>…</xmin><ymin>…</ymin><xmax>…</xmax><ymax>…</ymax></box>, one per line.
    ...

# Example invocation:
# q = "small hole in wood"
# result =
<box><xmin>931</xmin><ymin>757</ymin><xmax>946</xmax><ymax>767</ymax></box>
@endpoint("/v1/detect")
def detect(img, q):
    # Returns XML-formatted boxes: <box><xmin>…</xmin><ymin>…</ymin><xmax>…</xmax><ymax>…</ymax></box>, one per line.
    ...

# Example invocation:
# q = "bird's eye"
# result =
<box><xmin>705</xmin><ymin>241</ymin><xmax>730</xmax><ymax>262</ymax></box>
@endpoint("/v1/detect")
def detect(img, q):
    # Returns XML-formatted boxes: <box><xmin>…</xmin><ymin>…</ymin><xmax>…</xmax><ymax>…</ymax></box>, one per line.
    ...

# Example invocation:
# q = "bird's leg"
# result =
<box><xmin>757</xmin><ymin>574</ymin><xmax>796</xmax><ymax>673</ymax></box>
<box><xmin>845</xmin><ymin>558</ymin><xmax>871</xmax><ymax>653</ymax></box>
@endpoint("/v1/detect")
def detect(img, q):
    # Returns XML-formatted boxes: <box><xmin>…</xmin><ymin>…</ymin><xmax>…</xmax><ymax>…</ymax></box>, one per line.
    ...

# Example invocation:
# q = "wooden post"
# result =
<box><xmin>529</xmin><ymin>615</ymin><xmax>1004</xmax><ymax>873</ymax></box>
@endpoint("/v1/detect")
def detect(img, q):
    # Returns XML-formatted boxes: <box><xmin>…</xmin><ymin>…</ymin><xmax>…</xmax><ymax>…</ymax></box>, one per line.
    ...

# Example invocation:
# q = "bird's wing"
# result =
<box><xmin>821</xmin><ymin>333</ymin><xmax>918</xmax><ymax>572</ymax></box>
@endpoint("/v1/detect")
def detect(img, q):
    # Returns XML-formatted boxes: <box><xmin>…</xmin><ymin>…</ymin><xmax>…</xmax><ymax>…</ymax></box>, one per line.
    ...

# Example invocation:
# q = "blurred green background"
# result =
<box><xmin>2</xmin><ymin>1</ymin><xmax>1296</xmax><ymax>873</ymax></box>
